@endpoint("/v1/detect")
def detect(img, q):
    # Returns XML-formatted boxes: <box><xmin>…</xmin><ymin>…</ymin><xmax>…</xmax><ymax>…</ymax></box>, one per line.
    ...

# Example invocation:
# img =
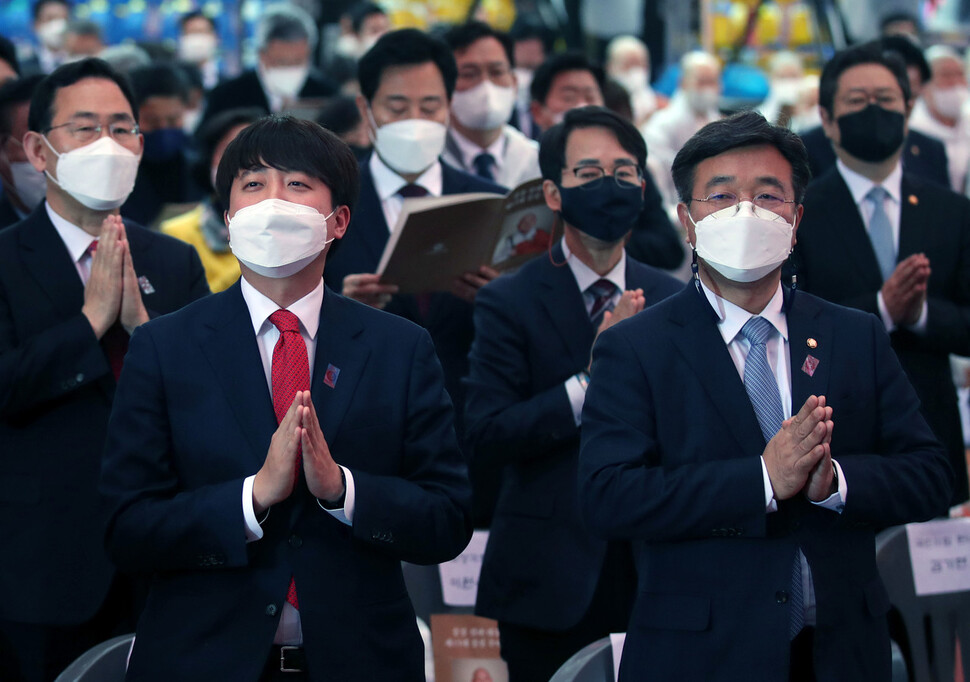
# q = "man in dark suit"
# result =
<box><xmin>99</xmin><ymin>115</ymin><xmax>471</xmax><ymax>681</ymax></box>
<box><xmin>200</xmin><ymin>5</ymin><xmax>337</xmax><ymax>128</ymax></box>
<box><xmin>323</xmin><ymin>29</ymin><xmax>506</xmax><ymax>454</ymax></box>
<box><xmin>579</xmin><ymin>111</ymin><xmax>952</xmax><ymax>680</ymax></box>
<box><xmin>0</xmin><ymin>76</ymin><xmax>47</xmax><ymax>230</ymax></box>
<box><xmin>0</xmin><ymin>59</ymin><xmax>209</xmax><ymax>682</ymax></box>
<box><xmin>797</xmin><ymin>44</ymin><xmax>970</xmax><ymax>505</ymax></box>
<box><xmin>465</xmin><ymin>106</ymin><xmax>681</xmax><ymax>681</ymax></box>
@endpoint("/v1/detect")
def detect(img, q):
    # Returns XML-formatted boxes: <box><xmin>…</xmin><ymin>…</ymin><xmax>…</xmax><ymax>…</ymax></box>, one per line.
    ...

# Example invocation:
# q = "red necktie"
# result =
<box><xmin>86</xmin><ymin>240</ymin><xmax>129</xmax><ymax>381</ymax></box>
<box><xmin>269</xmin><ymin>309</ymin><xmax>310</xmax><ymax>610</ymax></box>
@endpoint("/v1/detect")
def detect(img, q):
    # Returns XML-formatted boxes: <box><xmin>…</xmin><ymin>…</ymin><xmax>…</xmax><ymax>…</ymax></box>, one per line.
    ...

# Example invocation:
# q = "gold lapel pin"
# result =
<box><xmin>911</xmin><ymin>145</ymin><xmax>920</xmax><ymax>156</ymax></box>
<box><xmin>806</xmin><ymin>338</ymin><xmax>818</xmax><ymax>349</ymax></box>
<box><xmin>909</xmin><ymin>194</ymin><xmax>919</xmax><ymax>205</ymax></box>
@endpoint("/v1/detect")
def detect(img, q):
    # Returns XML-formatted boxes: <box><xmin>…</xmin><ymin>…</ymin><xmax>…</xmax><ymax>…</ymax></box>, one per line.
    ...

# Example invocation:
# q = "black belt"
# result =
<box><xmin>266</xmin><ymin>645</ymin><xmax>307</xmax><ymax>675</ymax></box>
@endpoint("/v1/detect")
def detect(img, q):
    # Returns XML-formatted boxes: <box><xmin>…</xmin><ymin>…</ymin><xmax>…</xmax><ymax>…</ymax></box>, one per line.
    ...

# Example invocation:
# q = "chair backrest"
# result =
<box><xmin>53</xmin><ymin>633</ymin><xmax>134</xmax><ymax>682</ymax></box>
<box><xmin>549</xmin><ymin>636</ymin><xmax>615</xmax><ymax>682</ymax></box>
<box><xmin>876</xmin><ymin>524</ymin><xmax>970</xmax><ymax>682</ymax></box>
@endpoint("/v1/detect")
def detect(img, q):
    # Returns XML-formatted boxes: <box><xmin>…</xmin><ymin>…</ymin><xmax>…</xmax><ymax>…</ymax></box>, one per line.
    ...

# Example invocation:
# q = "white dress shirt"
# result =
<box><xmin>368</xmin><ymin>153</ymin><xmax>444</xmax><ymax>233</ymax></box>
<box><xmin>442</xmin><ymin>125</ymin><xmax>541</xmax><ymax>189</ymax></box>
<box><xmin>562</xmin><ymin>238</ymin><xmax>626</xmax><ymax>425</ymax></box>
<box><xmin>47</xmin><ymin>202</ymin><xmax>97</xmax><ymax>284</ymax></box>
<box><xmin>909</xmin><ymin>97</ymin><xmax>970</xmax><ymax>193</ymax></box>
<box><xmin>700</xmin><ymin>279</ymin><xmax>846</xmax><ymax>627</ymax></box>
<box><xmin>238</xmin><ymin>276</ymin><xmax>356</xmax><ymax>645</ymax></box>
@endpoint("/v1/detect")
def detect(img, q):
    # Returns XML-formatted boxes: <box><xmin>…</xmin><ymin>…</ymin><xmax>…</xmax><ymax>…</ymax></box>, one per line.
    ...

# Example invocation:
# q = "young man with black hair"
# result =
<box><xmin>797</xmin><ymin>43</ymin><xmax>970</xmax><ymax>506</ymax></box>
<box><xmin>579</xmin><ymin>110</ymin><xmax>951</xmax><ymax>680</ymax></box>
<box><xmin>0</xmin><ymin>57</ymin><xmax>208</xmax><ymax>682</ymax></box>
<box><xmin>100</xmin><ymin>114</ymin><xmax>472</xmax><ymax>681</ymax></box>
<box><xmin>466</xmin><ymin>105</ymin><xmax>680</xmax><ymax>681</ymax></box>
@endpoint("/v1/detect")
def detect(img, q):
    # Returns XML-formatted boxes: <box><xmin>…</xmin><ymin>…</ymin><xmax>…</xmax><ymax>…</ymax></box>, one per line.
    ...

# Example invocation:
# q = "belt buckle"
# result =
<box><xmin>280</xmin><ymin>645</ymin><xmax>303</xmax><ymax>673</ymax></box>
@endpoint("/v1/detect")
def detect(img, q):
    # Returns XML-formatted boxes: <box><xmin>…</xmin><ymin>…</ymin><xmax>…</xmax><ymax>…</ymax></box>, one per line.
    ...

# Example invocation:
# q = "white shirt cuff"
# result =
<box><xmin>912</xmin><ymin>300</ymin><xmax>928</xmax><ymax>332</ymax></box>
<box><xmin>242</xmin><ymin>474</ymin><xmax>268</xmax><ymax>542</ymax></box>
<box><xmin>316</xmin><ymin>465</ymin><xmax>355</xmax><ymax>525</ymax></box>
<box><xmin>761</xmin><ymin>457</ymin><xmax>778</xmax><ymax>513</ymax></box>
<box><xmin>564</xmin><ymin>375</ymin><xmax>586</xmax><ymax>427</ymax></box>
<box><xmin>810</xmin><ymin>459</ymin><xmax>847</xmax><ymax>513</ymax></box>
<box><xmin>876</xmin><ymin>290</ymin><xmax>896</xmax><ymax>333</ymax></box>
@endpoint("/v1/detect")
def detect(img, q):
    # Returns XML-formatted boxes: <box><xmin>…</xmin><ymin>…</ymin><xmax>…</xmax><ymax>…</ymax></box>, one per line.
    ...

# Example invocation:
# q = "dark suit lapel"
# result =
<box><xmin>817</xmin><ymin>171</ymin><xmax>884</xmax><ymax>290</ymax></box>
<box><xmin>18</xmin><ymin>206</ymin><xmax>85</xmax><ymax>317</ymax></box>
<box><xmin>354</xmin><ymin>165</ymin><xmax>392</xmax><ymax>268</ymax></box>
<box><xmin>199</xmin><ymin>283</ymin><xmax>278</xmax><ymax>472</ymax></box>
<box><xmin>897</xmin><ymin>175</ymin><xmax>923</xmax><ymax>261</ymax></box>
<box><xmin>537</xmin><ymin>245</ymin><xmax>596</xmax><ymax>370</ymax></box>
<box><xmin>668</xmin><ymin>286</ymin><xmax>767</xmax><ymax>453</ymax></box>
<box><xmin>785</xmin><ymin>289</ymin><xmax>832</xmax><ymax>409</ymax></box>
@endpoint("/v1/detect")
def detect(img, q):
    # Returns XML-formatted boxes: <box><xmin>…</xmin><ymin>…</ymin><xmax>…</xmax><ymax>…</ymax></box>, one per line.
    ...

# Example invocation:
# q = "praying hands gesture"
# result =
<box><xmin>81</xmin><ymin>214</ymin><xmax>148</xmax><ymax>338</ymax></box>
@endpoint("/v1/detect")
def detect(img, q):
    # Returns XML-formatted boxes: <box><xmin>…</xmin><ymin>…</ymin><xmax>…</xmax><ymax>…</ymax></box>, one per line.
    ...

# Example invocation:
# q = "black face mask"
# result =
<box><xmin>836</xmin><ymin>104</ymin><xmax>905</xmax><ymax>162</ymax></box>
<box><xmin>558</xmin><ymin>179</ymin><xmax>643</xmax><ymax>243</ymax></box>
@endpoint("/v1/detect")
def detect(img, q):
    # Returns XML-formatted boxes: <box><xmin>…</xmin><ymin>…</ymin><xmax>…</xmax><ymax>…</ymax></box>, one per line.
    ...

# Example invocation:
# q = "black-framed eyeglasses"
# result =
<box><xmin>45</xmin><ymin>120</ymin><xmax>140</xmax><ymax>145</ymax></box>
<box><xmin>567</xmin><ymin>164</ymin><xmax>643</xmax><ymax>190</ymax></box>
<box><xmin>690</xmin><ymin>191</ymin><xmax>795</xmax><ymax>218</ymax></box>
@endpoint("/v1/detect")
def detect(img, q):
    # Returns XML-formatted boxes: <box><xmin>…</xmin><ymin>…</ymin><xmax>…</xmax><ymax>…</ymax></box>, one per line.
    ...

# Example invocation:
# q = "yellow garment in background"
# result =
<box><xmin>161</xmin><ymin>205</ymin><xmax>240</xmax><ymax>293</ymax></box>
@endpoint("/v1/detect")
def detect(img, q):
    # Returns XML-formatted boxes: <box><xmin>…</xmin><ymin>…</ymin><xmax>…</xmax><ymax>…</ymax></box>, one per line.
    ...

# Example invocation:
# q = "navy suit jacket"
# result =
<box><xmin>465</xmin><ymin>246</ymin><xmax>681</xmax><ymax>627</ymax></box>
<box><xmin>800</xmin><ymin>125</ymin><xmax>950</xmax><ymax>188</ymax></box>
<box><xmin>0</xmin><ymin>204</ymin><xmax>208</xmax><ymax>625</ymax></box>
<box><xmin>797</xmin><ymin>167</ymin><xmax>970</xmax><ymax>504</ymax></box>
<box><xmin>100</xmin><ymin>283</ymin><xmax>472</xmax><ymax>681</ymax></box>
<box><xmin>579</xmin><ymin>285</ymin><xmax>952</xmax><ymax>680</ymax></box>
<box><xmin>324</xmin><ymin>158</ymin><xmax>506</xmax><ymax>434</ymax></box>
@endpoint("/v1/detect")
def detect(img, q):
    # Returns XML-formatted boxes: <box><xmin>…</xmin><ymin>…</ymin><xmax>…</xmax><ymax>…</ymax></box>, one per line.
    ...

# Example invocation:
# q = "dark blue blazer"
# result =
<box><xmin>797</xmin><ymin>167</ymin><xmax>970</xmax><ymax>504</ymax></box>
<box><xmin>800</xmin><ymin>125</ymin><xmax>950</xmax><ymax>188</ymax></box>
<box><xmin>99</xmin><ymin>283</ymin><xmax>472</xmax><ymax>681</ymax></box>
<box><xmin>324</xmin><ymin>158</ymin><xmax>507</xmax><ymax>433</ymax></box>
<box><xmin>0</xmin><ymin>204</ymin><xmax>208</xmax><ymax>625</ymax></box>
<box><xmin>579</xmin><ymin>284</ymin><xmax>952</xmax><ymax>680</ymax></box>
<box><xmin>465</xmin><ymin>246</ymin><xmax>681</xmax><ymax>627</ymax></box>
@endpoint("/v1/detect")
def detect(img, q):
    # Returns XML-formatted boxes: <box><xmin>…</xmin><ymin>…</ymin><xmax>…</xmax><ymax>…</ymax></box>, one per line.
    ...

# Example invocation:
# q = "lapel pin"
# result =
<box><xmin>806</xmin><ymin>338</ymin><xmax>817</xmax><ymax>349</ymax></box>
<box><xmin>323</xmin><ymin>363</ymin><xmax>340</xmax><ymax>389</ymax></box>
<box><xmin>138</xmin><ymin>275</ymin><xmax>155</xmax><ymax>294</ymax></box>
<box><xmin>909</xmin><ymin>194</ymin><xmax>918</xmax><ymax>206</ymax></box>
<box><xmin>801</xmin><ymin>354</ymin><xmax>819</xmax><ymax>377</ymax></box>
<box><xmin>910</xmin><ymin>145</ymin><xmax>920</xmax><ymax>156</ymax></box>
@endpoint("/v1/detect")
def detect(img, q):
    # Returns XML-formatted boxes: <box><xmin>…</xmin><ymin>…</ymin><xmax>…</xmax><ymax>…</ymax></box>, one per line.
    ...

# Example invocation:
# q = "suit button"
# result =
<box><xmin>776</xmin><ymin>591</ymin><xmax>789</xmax><ymax>604</ymax></box>
<box><xmin>266</xmin><ymin>604</ymin><xmax>277</xmax><ymax>616</ymax></box>
<box><xmin>75</xmin><ymin>373</ymin><xmax>84</xmax><ymax>383</ymax></box>
<box><xmin>289</xmin><ymin>534</ymin><xmax>303</xmax><ymax>548</ymax></box>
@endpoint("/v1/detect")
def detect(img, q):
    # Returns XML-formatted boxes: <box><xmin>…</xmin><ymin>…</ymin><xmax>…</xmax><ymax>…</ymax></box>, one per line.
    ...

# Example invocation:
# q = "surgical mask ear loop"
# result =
<box><xmin>686</xmin><ymin>204</ymin><xmax>701</xmax><ymax>293</ymax></box>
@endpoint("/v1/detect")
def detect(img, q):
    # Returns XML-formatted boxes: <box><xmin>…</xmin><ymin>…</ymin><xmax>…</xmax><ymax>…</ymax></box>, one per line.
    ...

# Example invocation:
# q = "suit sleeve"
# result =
<box><xmin>625</xmin><ymin>171</ymin><xmax>686</xmax><ymax>270</ymax></box>
<box><xmin>578</xmin><ymin>322</ymin><xmax>769</xmax><ymax>543</ymax></box>
<box><xmin>347</xmin><ymin>330</ymin><xmax>472</xmax><ymax>565</ymax></box>
<box><xmin>463</xmin><ymin>283</ymin><xmax>579</xmax><ymax>469</ymax></box>
<box><xmin>922</xmin><ymin>196</ymin><xmax>970</xmax><ymax>355</ymax></box>
<box><xmin>101</xmin><ymin>323</ymin><xmax>250</xmax><ymax>573</ymax></box>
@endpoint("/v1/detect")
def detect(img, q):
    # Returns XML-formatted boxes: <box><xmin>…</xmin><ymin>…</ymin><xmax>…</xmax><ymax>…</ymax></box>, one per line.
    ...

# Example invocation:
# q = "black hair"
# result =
<box><xmin>538</xmin><ymin>105</ymin><xmax>646</xmax><ymax>184</ymax></box>
<box><xmin>819</xmin><ymin>43</ymin><xmax>912</xmax><ymax>116</ymax></box>
<box><xmin>357</xmin><ymin>28</ymin><xmax>457</xmax><ymax>101</ymax></box>
<box><xmin>316</xmin><ymin>95</ymin><xmax>362</xmax><ymax>137</ymax></box>
<box><xmin>530</xmin><ymin>51</ymin><xmax>604</xmax><ymax>105</ymax></box>
<box><xmin>602</xmin><ymin>78</ymin><xmax>633</xmax><ymax>122</ymax></box>
<box><xmin>179</xmin><ymin>9</ymin><xmax>216</xmax><ymax>33</ymax></box>
<box><xmin>508</xmin><ymin>17</ymin><xmax>554</xmax><ymax>54</ymax></box>
<box><xmin>32</xmin><ymin>0</ymin><xmax>69</xmax><ymax>23</ymax></box>
<box><xmin>0</xmin><ymin>36</ymin><xmax>21</xmax><ymax>77</ymax></box>
<box><xmin>216</xmin><ymin>114</ymin><xmax>360</xmax><ymax>212</ymax></box>
<box><xmin>348</xmin><ymin>2</ymin><xmax>385</xmax><ymax>35</ymax></box>
<box><xmin>129</xmin><ymin>63</ymin><xmax>190</xmax><ymax>106</ymax></box>
<box><xmin>0</xmin><ymin>75</ymin><xmax>44</xmax><ymax>136</ymax></box>
<box><xmin>671</xmin><ymin>111</ymin><xmax>811</xmax><ymax>204</ymax></box>
<box><xmin>191</xmin><ymin>106</ymin><xmax>264</xmax><ymax>194</ymax></box>
<box><xmin>443</xmin><ymin>21</ymin><xmax>514</xmax><ymax>67</ymax></box>
<box><xmin>878</xmin><ymin>35</ymin><xmax>930</xmax><ymax>85</ymax></box>
<box><xmin>174</xmin><ymin>60</ymin><xmax>204</xmax><ymax>92</ymax></box>
<box><xmin>65</xmin><ymin>18</ymin><xmax>101</xmax><ymax>38</ymax></box>
<box><xmin>28</xmin><ymin>58</ymin><xmax>138</xmax><ymax>132</ymax></box>
<box><xmin>880</xmin><ymin>11</ymin><xmax>921</xmax><ymax>34</ymax></box>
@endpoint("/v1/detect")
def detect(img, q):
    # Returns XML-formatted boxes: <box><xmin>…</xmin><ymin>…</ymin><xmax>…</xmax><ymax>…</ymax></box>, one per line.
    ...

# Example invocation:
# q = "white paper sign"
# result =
<box><xmin>905</xmin><ymin>518</ymin><xmax>970</xmax><ymax>596</ymax></box>
<box><xmin>609</xmin><ymin>633</ymin><xmax>626</xmax><ymax>682</ymax></box>
<box><xmin>439</xmin><ymin>530</ymin><xmax>489</xmax><ymax>607</ymax></box>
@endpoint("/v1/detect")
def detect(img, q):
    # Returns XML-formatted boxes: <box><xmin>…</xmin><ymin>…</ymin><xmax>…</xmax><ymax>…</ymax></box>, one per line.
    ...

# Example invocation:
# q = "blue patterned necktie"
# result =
<box><xmin>587</xmin><ymin>279</ymin><xmax>617</xmax><ymax>327</ymax></box>
<box><xmin>866</xmin><ymin>186</ymin><xmax>896</xmax><ymax>282</ymax></box>
<box><xmin>740</xmin><ymin>316</ymin><xmax>804</xmax><ymax>639</ymax></box>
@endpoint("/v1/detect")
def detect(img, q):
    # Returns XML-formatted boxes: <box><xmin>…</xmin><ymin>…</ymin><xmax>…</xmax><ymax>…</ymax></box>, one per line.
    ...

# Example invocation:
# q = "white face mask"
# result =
<box><xmin>10</xmin><ymin>161</ymin><xmax>47</xmax><ymax>208</ymax></box>
<box><xmin>690</xmin><ymin>201</ymin><xmax>794</xmax><ymax>283</ymax></box>
<box><xmin>44</xmin><ymin>135</ymin><xmax>141</xmax><ymax>211</ymax></box>
<box><xmin>229</xmin><ymin>198</ymin><xmax>335</xmax><ymax>278</ymax></box>
<box><xmin>37</xmin><ymin>18</ymin><xmax>67</xmax><ymax>50</ymax></box>
<box><xmin>261</xmin><ymin>65</ymin><xmax>308</xmax><ymax>100</ymax></box>
<box><xmin>770</xmin><ymin>78</ymin><xmax>802</xmax><ymax>106</ymax></box>
<box><xmin>369</xmin><ymin>112</ymin><xmax>447</xmax><ymax>175</ymax></box>
<box><xmin>451</xmin><ymin>80</ymin><xmax>517</xmax><ymax>131</ymax></box>
<box><xmin>179</xmin><ymin>33</ymin><xmax>217</xmax><ymax>63</ymax></box>
<box><xmin>513</xmin><ymin>68</ymin><xmax>533</xmax><ymax>108</ymax></box>
<box><xmin>931</xmin><ymin>86</ymin><xmax>969</xmax><ymax>120</ymax></box>
<box><xmin>686</xmin><ymin>87</ymin><xmax>719</xmax><ymax>114</ymax></box>
<box><xmin>614</xmin><ymin>67</ymin><xmax>649</xmax><ymax>95</ymax></box>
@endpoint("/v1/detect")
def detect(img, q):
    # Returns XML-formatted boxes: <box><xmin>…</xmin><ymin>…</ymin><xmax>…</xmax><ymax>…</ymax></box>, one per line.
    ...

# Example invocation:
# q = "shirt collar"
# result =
<box><xmin>240</xmin><ymin>275</ymin><xmax>324</xmax><ymax>341</ymax></box>
<box><xmin>561</xmin><ymin>237</ymin><xmax>626</xmax><ymax>294</ymax></box>
<box><xmin>448</xmin><ymin>126</ymin><xmax>507</xmax><ymax>172</ymax></box>
<box><xmin>836</xmin><ymin>157</ymin><xmax>903</xmax><ymax>207</ymax></box>
<box><xmin>368</xmin><ymin>151</ymin><xmax>444</xmax><ymax>202</ymax></box>
<box><xmin>700</xmin><ymin>278</ymin><xmax>788</xmax><ymax>346</ymax></box>
<box><xmin>46</xmin><ymin>201</ymin><xmax>97</xmax><ymax>263</ymax></box>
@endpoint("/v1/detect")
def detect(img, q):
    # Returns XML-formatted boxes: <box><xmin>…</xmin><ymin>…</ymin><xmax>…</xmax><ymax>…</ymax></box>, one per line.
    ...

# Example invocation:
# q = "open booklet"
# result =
<box><xmin>376</xmin><ymin>179</ymin><xmax>557</xmax><ymax>294</ymax></box>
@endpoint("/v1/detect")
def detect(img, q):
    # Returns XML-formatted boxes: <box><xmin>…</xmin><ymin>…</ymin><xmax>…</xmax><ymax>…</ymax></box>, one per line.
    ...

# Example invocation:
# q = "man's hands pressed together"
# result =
<box><xmin>882</xmin><ymin>253</ymin><xmax>930</xmax><ymax>327</ymax></box>
<box><xmin>82</xmin><ymin>214</ymin><xmax>149</xmax><ymax>338</ymax></box>
<box><xmin>763</xmin><ymin>395</ymin><xmax>836</xmax><ymax>502</ymax></box>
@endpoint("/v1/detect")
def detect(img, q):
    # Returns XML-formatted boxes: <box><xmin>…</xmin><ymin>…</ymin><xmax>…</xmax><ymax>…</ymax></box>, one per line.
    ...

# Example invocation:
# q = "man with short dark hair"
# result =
<box><xmin>0</xmin><ymin>75</ymin><xmax>46</xmax><ymax>228</ymax></box>
<box><xmin>0</xmin><ymin>57</ymin><xmax>209</xmax><ymax>682</ymax></box>
<box><xmin>177</xmin><ymin>10</ymin><xmax>222</xmax><ymax>90</ymax></box>
<box><xmin>21</xmin><ymin>0</ymin><xmax>71</xmax><ymax>76</ymax></box>
<box><xmin>0</xmin><ymin>35</ymin><xmax>21</xmax><ymax>84</ymax></box>
<box><xmin>100</xmin><ymin>114</ymin><xmax>472</xmax><ymax>681</ymax></box>
<box><xmin>797</xmin><ymin>43</ymin><xmax>970</xmax><ymax>506</ymax></box>
<box><xmin>467</xmin><ymin>105</ymin><xmax>681</xmax><ymax>680</ymax></box>
<box><xmin>579</xmin><ymin>110</ymin><xmax>952</xmax><ymax>680</ymax></box>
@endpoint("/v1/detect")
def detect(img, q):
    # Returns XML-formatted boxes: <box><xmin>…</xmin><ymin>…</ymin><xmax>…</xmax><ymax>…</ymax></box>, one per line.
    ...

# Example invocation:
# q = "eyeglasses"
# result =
<box><xmin>567</xmin><ymin>164</ymin><xmax>643</xmax><ymax>190</ymax></box>
<box><xmin>690</xmin><ymin>192</ymin><xmax>795</xmax><ymax>218</ymax></box>
<box><xmin>839</xmin><ymin>92</ymin><xmax>904</xmax><ymax>110</ymax></box>
<box><xmin>45</xmin><ymin>119</ymin><xmax>140</xmax><ymax>145</ymax></box>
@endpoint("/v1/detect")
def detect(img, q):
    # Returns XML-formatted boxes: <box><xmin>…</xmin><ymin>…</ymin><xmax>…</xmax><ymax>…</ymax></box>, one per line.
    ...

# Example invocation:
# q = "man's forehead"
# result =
<box><xmin>52</xmin><ymin>78</ymin><xmax>134</xmax><ymax>120</ymax></box>
<box><xmin>694</xmin><ymin>145</ymin><xmax>792</xmax><ymax>185</ymax></box>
